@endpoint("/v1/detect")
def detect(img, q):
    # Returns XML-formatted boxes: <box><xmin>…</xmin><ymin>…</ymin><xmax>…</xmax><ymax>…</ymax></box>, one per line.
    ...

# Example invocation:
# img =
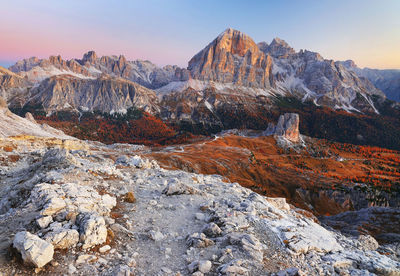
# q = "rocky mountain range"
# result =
<box><xmin>341</xmin><ymin>60</ymin><xmax>400</xmax><ymax>102</ymax></box>
<box><xmin>0</xmin><ymin>28</ymin><xmax>400</xmax><ymax>150</ymax></box>
<box><xmin>2</xmin><ymin>28</ymin><xmax>392</xmax><ymax>116</ymax></box>
<box><xmin>23</xmin><ymin>74</ymin><xmax>159</xmax><ymax>115</ymax></box>
<box><xmin>9</xmin><ymin>51</ymin><xmax>188</xmax><ymax>89</ymax></box>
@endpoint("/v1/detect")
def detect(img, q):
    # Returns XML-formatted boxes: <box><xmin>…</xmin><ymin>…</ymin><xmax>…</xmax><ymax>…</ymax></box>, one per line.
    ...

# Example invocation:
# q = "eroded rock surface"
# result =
<box><xmin>188</xmin><ymin>28</ymin><xmax>273</xmax><ymax>88</ymax></box>
<box><xmin>265</xmin><ymin>113</ymin><xmax>300</xmax><ymax>143</ymax></box>
<box><xmin>13</xmin><ymin>231</ymin><xmax>54</xmax><ymax>268</ymax></box>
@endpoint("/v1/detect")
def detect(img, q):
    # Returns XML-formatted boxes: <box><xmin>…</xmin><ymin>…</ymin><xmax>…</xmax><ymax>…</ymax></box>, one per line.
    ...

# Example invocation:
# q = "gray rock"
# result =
<box><xmin>68</xmin><ymin>264</ymin><xmax>77</xmax><ymax>274</ymax></box>
<box><xmin>36</xmin><ymin>216</ymin><xmax>53</xmax><ymax>229</ymax></box>
<box><xmin>41</xmin><ymin>197</ymin><xmax>67</xmax><ymax>216</ymax></box>
<box><xmin>265</xmin><ymin>113</ymin><xmax>300</xmax><ymax>143</ymax></box>
<box><xmin>188</xmin><ymin>260</ymin><xmax>212</xmax><ymax>274</ymax></box>
<box><xmin>78</xmin><ymin>213</ymin><xmax>107</xmax><ymax>249</ymax></box>
<box><xmin>188</xmin><ymin>261</ymin><xmax>198</xmax><ymax>273</ymax></box>
<box><xmin>99</xmin><ymin>245</ymin><xmax>111</xmax><ymax>253</ymax></box>
<box><xmin>195</xmin><ymin>212</ymin><xmax>205</xmax><ymax>221</ymax></box>
<box><xmin>149</xmin><ymin>230</ymin><xmax>164</xmax><ymax>241</ymax></box>
<box><xmin>198</xmin><ymin>260</ymin><xmax>212</xmax><ymax>273</ymax></box>
<box><xmin>218</xmin><ymin>259</ymin><xmax>248</xmax><ymax>275</ymax></box>
<box><xmin>116</xmin><ymin>155</ymin><xmax>144</xmax><ymax>168</ymax></box>
<box><xmin>76</xmin><ymin>254</ymin><xmax>97</xmax><ymax>265</ymax></box>
<box><xmin>44</xmin><ymin>228</ymin><xmax>79</xmax><ymax>249</ymax></box>
<box><xmin>187</xmin><ymin>233</ymin><xmax>214</xmax><ymax>248</ymax></box>
<box><xmin>274</xmin><ymin>267</ymin><xmax>306</xmax><ymax>276</ymax></box>
<box><xmin>357</xmin><ymin>235</ymin><xmax>379</xmax><ymax>251</ymax></box>
<box><xmin>228</xmin><ymin>233</ymin><xmax>263</xmax><ymax>262</ymax></box>
<box><xmin>202</xmin><ymin>223</ymin><xmax>222</xmax><ymax>237</ymax></box>
<box><xmin>13</xmin><ymin>231</ymin><xmax>54</xmax><ymax>268</ymax></box>
<box><xmin>163</xmin><ymin>178</ymin><xmax>197</xmax><ymax>195</ymax></box>
<box><xmin>113</xmin><ymin>264</ymin><xmax>132</xmax><ymax>276</ymax></box>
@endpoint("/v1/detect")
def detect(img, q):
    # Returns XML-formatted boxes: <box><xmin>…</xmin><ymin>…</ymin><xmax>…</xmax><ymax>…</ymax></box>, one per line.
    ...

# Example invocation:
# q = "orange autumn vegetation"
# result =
<box><xmin>148</xmin><ymin>135</ymin><xmax>400</xmax><ymax>216</ymax></box>
<box><xmin>36</xmin><ymin>112</ymin><xmax>198</xmax><ymax>146</ymax></box>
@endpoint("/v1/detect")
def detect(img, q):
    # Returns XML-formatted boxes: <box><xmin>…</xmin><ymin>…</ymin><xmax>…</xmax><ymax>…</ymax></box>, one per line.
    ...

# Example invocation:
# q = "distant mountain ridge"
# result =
<box><xmin>9</xmin><ymin>52</ymin><xmax>188</xmax><ymax>89</ymax></box>
<box><xmin>4</xmin><ymin>28</ymin><xmax>392</xmax><ymax>116</ymax></box>
<box><xmin>340</xmin><ymin>60</ymin><xmax>400</xmax><ymax>102</ymax></box>
<box><xmin>24</xmin><ymin>74</ymin><xmax>160</xmax><ymax>114</ymax></box>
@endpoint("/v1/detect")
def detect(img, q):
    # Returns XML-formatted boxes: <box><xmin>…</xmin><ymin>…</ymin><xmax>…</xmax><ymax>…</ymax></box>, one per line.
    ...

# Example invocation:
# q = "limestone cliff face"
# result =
<box><xmin>257</xmin><ymin>39</ymin><xmax>385</xmax><ymax>113</ymax></box>
<box><xmin>340</xmin><ymin>60</ymin><xmax>400</xmax><ymax>102</ymax></box>
<box><xmin>25</xmin><ymin>75</ymin><xmax>160</xmax><ymax>115</ymax></box>
<box><xmin>85</xmin><ymin>54</ymin><xmax>190</xmax><ymax>89</ymax></box>
<box><xmin>9</xmin><ymin>52</ymin><xmax>188</xmax><ymax>89</ymax></box>
<box><xmin>265</xmin><ymin>113</ymin><xmax>300</xmax><ymax>143</ymax></box>
<box><xmin>188</xmin><ymin>28</ymin><xmax>274</xmax><ymax>88</ymax></box>
<box><xmin>0</xmin><ymin>72</ymin><xmax>25</xmax><ymax>89</ymax></box>
<box><xmin>0</xmin><ymin>66</ymin><xmax>30</xmax><ymax>108</ymax></box>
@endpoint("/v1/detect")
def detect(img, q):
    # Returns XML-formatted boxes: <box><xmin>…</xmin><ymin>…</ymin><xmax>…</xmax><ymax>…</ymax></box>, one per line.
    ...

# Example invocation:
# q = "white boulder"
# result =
<box><xmin>36</xmin><ymin>216</ymin><xmax>53</xmax><ymax>229</ymax></box>
<box><xmin>13</xmin><ymin>231</ymin><xmax>54</xmax><ymax>268</ymax></box>
<box><xmin>78</xmin><ymin>213</ymin><xmax>108</xmax><ymax>249</ymax></box>
<box><xmin>44</xmin><ymin>228</ymin><xmax>79</xmax><ymax>249</ymax></box>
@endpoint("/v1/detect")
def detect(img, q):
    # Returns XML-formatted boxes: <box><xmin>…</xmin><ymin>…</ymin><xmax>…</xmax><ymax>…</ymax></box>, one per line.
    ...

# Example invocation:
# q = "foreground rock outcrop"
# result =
<box><xmin>0</xmin><ymin>96</ymin><xmax>71</xmax><ymax>139</ymax></box>
<box><xmin>0</xmin><ymin>136</ymin><xmax>398</xmax><ymax>275</ymax></box>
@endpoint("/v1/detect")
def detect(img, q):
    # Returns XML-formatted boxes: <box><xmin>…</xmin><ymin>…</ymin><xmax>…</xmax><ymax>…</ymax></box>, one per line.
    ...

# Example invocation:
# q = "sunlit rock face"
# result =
<box><xmin>265</xmin><ymin>113</ymin><xmax>300</xmax><ymax>143</ymax></box>
<box><xmin>24</xmin><ymin>74</ymin><xmax>160</xmax><ymax>115</ymax></box>
<box><xmin>275</xmin><ymin>113</ymin><xmax>300</xmax><ymax>143</ymax></box>
<box><xmin>0</xmin><ymin>96</ymin><xmax>71</xmax><ymax>139</ymax></box>
<box><xmin>188</xmin><ymin>28</ymin><xmax>274</xmax><ymax>88</ymax></box>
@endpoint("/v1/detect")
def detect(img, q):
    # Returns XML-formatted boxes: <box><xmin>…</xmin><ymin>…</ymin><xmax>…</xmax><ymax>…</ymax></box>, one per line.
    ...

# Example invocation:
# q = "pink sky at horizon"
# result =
<box><xmin>1</xmin><ymin>0</ymin><xmax>399</xmax><ymax>70</ymax></box>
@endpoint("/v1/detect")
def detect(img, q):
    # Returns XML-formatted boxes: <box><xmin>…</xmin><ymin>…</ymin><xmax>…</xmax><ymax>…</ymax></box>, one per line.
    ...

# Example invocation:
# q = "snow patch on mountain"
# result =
<box><xmin>156</xmin><ymin>79</ymin><xmax>278</xmax><ymax>98</ymax></box>
<box><xmin>19</xmin><ymin>66</ymin><xmax>96</xmax><ymax>83</ymax></box>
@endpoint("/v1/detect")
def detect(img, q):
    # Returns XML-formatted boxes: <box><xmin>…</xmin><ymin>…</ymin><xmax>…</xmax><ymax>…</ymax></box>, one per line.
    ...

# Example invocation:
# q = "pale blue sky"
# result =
<box><xmin>0</xmin><ymin>0</ymin><xmax>399</xmax><ymax>69</ymax></box>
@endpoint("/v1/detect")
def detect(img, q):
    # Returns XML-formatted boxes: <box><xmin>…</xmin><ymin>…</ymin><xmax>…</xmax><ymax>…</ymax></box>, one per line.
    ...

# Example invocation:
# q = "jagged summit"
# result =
<box><xmin>341</xmin><ymin>59</ymin><xmax>357</xmax><ymax>68</ymax></box>
<box><xmin>188</xmin><ymin>28</ymin><xmax>273</xmax><ymax>88</ymax></box>
<box><xmin>82</xmin><ymin>50</ymin><xmax>98</xmax><ymax>63</ymax></box>
<box><xmin>214</xmin><ymin>28</ymin><xmax>259</xmax><ymax>55</ymax></box>
<box><xmin>270</xmin><ymin>37</ymin><xmax>290</xmax><ymax>47</ymax></box>
<box><xmin>258</xmin><ymin>37</ymin><xmax>296</xmax><ymax>58</ymax></box>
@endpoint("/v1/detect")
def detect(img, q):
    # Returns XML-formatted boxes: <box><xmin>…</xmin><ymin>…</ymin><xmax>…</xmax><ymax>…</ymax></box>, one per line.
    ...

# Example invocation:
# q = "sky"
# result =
<box><xmin>0</xmin><ymin>0</ymin><xmax>399</xmax><ymax>69</ymax></box>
